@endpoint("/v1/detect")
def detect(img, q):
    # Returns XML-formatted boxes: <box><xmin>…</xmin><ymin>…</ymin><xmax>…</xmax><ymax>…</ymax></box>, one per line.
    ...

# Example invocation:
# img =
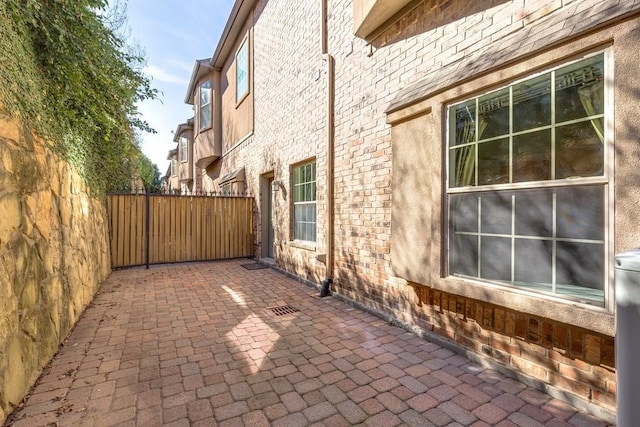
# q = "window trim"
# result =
<box><xmin>198</xmin><ymin>80</ymin><xmax>212</xmax><ymax>132</ymax></box>
<box><xmin>170</xmin><ymin>158</ymin><xmax>177</xmax><ymax>177</ymax></box>
<box><xmin>179</xmin><ymin>135</ymin><xmax>188</xmax><ymax>163</ymax></box>
<box><xmin>444</xmin><ymin>50</ymin><xmax>613</xmax><ymax>309</ymax></box>
<box><xmin>291</xmin><ymin>160</ymin><xmax>317</xmax><ymax>243</ymax></box>
<box><xmin>235</xmin><ymin>37</ymin><xmax>250</xmax><ymax>105</ymax></box>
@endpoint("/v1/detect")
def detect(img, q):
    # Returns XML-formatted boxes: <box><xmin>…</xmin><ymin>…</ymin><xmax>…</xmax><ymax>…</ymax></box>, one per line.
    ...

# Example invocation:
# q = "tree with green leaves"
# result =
<box><xmin>0</xmin><ymin>0</ymin><xmax>158</xmax><ymax>193</ymax></box>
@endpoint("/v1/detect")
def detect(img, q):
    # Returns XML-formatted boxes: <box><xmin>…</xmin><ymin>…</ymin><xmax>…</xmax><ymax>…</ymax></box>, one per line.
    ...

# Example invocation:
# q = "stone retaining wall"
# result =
<box><xmin>0</xmin><ymin>111</ymin><xmax>111</xmax><ymax>422</ymax></box>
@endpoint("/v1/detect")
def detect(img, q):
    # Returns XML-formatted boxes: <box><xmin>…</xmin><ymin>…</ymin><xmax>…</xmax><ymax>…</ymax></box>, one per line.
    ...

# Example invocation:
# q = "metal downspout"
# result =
<box><xmin>320</xmin><ymin>0</ymin><xmax>334</xmax><ymax>297</ymax></box>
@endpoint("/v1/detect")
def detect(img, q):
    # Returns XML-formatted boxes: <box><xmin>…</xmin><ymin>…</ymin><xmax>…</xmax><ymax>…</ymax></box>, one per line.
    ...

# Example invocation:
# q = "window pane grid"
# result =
<box><xmin>453</xmin><ymin>231</ymin><xmax>603</xmax><ymax>245</ymax></box>
<box><xmin>446</xmin><ymin>51</ymin><xmax>607</xmax><ymax>306</ymax></box>
<box><xmin>449</xmin><ymin>56</ymin><xmax>605</xmax><ymax>189</ymax></box>
<box><xmin>293</xmin><ymin>162</ymin><xmax>316</xmax><ymax>242</ymax></box>
<box><xmin>469</xmin><ymin>114</ymin><xmax>604</xmax><ymax>144</ymax></box>
<box><xmin>236</xmin><ymin>40</ymin><xmax>249</xmax><ymax>102</ymax></box>
<box><xmin>550</xmin><ymin>71</ymin><xmax>557</xmax><ymax>181</ymax></box>
<box><xmin>449</xmin><ymin>187</ymin><xmax>605</xmax><ymax>304</ymax></box>
<box><xmin>199</xmin><ymin>81</ymin><xmax>211</xmax><ymax>131</ymax></box>
<box><xmin>180</xmin><ymin>137</ymin><xmax>188</xmax><ymax>162</ymax></box>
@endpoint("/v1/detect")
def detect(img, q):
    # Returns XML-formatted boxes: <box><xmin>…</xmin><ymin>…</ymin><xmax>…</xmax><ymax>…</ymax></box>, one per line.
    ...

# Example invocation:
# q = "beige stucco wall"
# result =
<box><xmin>194</xmin><ymin>127</ymin><xmax>219</xmax><ymax>170</ymax></box>
<box><xmin>193</xmin><ymin>69</ymin><xmax>221</xmax><ymax>170</ymax></box>
<box><xmin>610</xmin><ymin>17</ymin><xmax>640</xmax><ymax>253</ymax></box>
<box><xmin>0</xmin><ymin>112</ymin><xmax>111</xmax><ymax>423</ymax></box>
<box><xmin>221</xmin><ymin>19</ymin><xmax>255</xmax><ymax>153</ymax></box>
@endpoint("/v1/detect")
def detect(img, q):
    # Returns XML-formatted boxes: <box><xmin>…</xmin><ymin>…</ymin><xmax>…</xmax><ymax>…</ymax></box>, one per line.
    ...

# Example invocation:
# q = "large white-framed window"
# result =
<box><xmin>293</xmin><ymin>161</ymin><xmax>316</xmax><ymax>242</ymax></box>
<box><xmin>236</xmin><ymin>38</ymin><xmax>249</xmax><ymax>103</ymax></box>
<box><xmin>447</xmin><ymin>52</ymin><xmax>609</xmax><ymax>307</ymax></box>
<box><xmin>179</xmin><ymin>135</ymin><xmax>188</xmax><ymax>163</ymax></box>
<box><xmin>199</xmin><ymin>80</ymin><xmax>212</xmax><ymax>131</ymax></box>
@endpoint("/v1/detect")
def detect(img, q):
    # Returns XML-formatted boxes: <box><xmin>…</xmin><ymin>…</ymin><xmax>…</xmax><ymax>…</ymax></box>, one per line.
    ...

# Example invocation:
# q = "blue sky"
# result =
<box><xmin>124</xmin><ymin>0</ymin><xmax>235</xmax><ymax>174</ymax></box>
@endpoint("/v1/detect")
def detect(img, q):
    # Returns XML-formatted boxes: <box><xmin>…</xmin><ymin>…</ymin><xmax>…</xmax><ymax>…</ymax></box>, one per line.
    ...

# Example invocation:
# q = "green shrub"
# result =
<box><xmin>0</xmin><ymin>0</ymin><xmax>158</xmax><ymax>193</ymax></box>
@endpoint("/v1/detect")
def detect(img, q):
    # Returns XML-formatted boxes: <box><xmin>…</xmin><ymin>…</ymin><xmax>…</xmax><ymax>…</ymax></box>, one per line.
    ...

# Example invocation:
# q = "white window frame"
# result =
<box><xmin>292</xmin><ymin>161</ymin><xmax>317</xmax><ymax>243</ymax></box>
<box><xmin>170</xmin><ymin>158</ymin><xmax>177</xmax><ymax>177</ymax></box>
<box><xmin>236</xmin><ymin>38</ymin><xmax>249</xmax><ymax>103</ymax></box>
<box><xmin>199</xmin><ymin>80</ymin><xmax>212</xmax><ymax>131</ymax></box>
<box><xmin>445</xmin><ymin>50</ymin><xmax>613</xmax><ymax>308</ymax></box>
<box><xmin>179</xmin><ymin>135</ymin><xmax>188</xmax><ymax>163</ymax></box>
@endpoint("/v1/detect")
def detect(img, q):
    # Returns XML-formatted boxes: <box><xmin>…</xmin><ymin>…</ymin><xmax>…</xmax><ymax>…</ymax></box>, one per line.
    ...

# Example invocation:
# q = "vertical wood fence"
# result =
<box><xmin>107</xmin><ymin>193</ymin><xmax>254</xmax><ymax>268</ymax></box>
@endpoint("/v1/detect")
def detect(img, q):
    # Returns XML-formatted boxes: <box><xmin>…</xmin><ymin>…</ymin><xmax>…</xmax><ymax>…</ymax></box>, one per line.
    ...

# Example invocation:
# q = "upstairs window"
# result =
<box><xmin>171</xmin><ymin>158</ymin><xmax>177</xmax><ymax>177</ymax></box>
<box><xmin>293</xmin><ymin>161</ymin><xmax>316</xmax><ymax>242</ymax></box>
<box><xmin>447</xmin><ymin>52</ymin><xmax>608</xmax><ymax>306</ymax></box>
<box><xmin>199</xmin><ymin>80</ymin><xmax>212</xmax><ymax>131</ymax></box>
<box><xmin>236</xmin><ymin>39</ymin><xmax>249</xmax><ymax>103</ymax></box>
<box><xmin>179</xmin><ymin>135</ymin><xmax>188</xmax><ymax>163</ymax></box>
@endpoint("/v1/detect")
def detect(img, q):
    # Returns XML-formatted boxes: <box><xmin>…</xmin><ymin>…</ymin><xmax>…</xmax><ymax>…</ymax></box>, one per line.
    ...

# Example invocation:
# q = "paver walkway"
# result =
<box><xmin>6</xmin><ymin>260</ymin><xmax>610</xmax><ymax>426</ymax></box>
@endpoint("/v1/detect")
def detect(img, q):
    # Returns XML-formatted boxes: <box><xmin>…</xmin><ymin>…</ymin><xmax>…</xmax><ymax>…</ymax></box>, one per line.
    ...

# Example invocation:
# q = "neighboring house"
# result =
<box><xmin>129</xmin><ymin>176</ymin><xmax>145</xmax><ymax>194</ymax></box>
<box><xmin>178</xmin><ymin>0</ymin><xmax>640</xmax><ymax>419</ymax></box>
<box><xmin>173</xmin><ymin>118</ymin><xmax>202</xmax><ymax>194</ymax></box>
<box><xmin>166</xmin><ymin>148</ymin><xmax>180</xmax><ymax>193</ymax></box>
<box><xmin>160</xmin><ymin>166</ymin><xmax>171</xmax><ymax>193</ymax></box>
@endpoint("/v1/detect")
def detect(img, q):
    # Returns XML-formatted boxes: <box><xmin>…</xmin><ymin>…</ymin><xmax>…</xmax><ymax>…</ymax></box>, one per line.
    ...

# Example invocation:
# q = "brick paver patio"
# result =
<box><xmin>5</xmin><ymin>260</ymin><xmax>610</xmax><ymax>426</ymax></box>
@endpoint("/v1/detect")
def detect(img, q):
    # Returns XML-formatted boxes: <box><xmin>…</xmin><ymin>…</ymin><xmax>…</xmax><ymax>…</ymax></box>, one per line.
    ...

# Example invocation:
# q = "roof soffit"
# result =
<box><xmin>354</xmin><ymin>0</ymin><xmax>415</xmax><ymax>39</ymax></box>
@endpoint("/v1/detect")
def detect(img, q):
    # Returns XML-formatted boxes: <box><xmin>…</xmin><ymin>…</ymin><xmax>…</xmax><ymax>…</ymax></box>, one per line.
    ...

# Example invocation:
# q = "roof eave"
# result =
<box><xmin>167</xmin><ymin>148</ymin><xmax>178</xmax><ymax>160</ymax></box>
<box><xmin>172</xmin><ymin>119</ymin><xmax>195</xmax><ymax>142</ymax></box>
<box><xmin>183</xmin><ymin>59</ymin><xmax>212</xmax><ymax>105</ymax></box>
<box><xmin>210</xmin><ymin>0</ymin><xmax>258</xmax><ymax>69</ymax></box>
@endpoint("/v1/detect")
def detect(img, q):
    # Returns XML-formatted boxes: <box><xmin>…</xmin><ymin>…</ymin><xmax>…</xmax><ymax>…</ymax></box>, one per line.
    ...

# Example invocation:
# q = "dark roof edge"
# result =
<box><xmin>172</xmin><ymin>118</ymin><xmax>195</xmax><ymax>143</ymax></box>
<box><xmin>184</xmin><ymin>59</ymin><xmax>212</xmax><ymax>104</ymax></box>
<box><xmin>211</xmin><ymin>0</ymin><xmax>258</xmax><ymax>70</ymax></box>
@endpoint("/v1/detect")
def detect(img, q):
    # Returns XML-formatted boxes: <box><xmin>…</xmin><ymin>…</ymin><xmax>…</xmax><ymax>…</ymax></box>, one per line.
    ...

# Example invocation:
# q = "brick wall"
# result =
<box><xmin>407</xmin><ymin>284</ymin><xmax>616</xmax><ymax>410</ymax></box>
<box><xmin>327</xmin><ymin>0</ymin><xmax>619</xmax><ymax>415</ymax></box>
<box><xmin>202</xmin><ymin>0</ymin><xmax>329</xmax><ymax>282</ymax></box>
<box><xmin>198</xmin><ymin>0</ymin><xmax>626</xmax><ymax>416</ymax></box>
<box><xmin>328</xmin><ymin>0</ymin><xmax>598</xmax><ymax>306</ymax></box>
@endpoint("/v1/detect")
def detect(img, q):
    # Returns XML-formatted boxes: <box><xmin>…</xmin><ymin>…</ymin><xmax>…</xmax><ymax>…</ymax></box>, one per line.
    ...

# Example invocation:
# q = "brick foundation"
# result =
<box><xmin>404</xmin><ymin>283</ymin><xmax>616</xmax><ymax>411</ymax></box>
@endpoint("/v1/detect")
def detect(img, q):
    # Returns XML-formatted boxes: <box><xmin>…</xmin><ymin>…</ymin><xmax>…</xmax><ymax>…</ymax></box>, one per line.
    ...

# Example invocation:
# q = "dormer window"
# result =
<box><xmin>199</xmin><ymin>80</ymin><xmax>212</xmax><ymax>130</ymax></box>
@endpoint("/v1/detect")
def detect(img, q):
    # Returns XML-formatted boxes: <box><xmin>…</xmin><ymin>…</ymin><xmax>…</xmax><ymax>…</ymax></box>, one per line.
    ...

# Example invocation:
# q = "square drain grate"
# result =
<box><xmin>241</xmin><ymin>263</ymin><xmax>269</xmax><ymax>270</ymax></box>
<box><xmin>268</xmin><ymin>305</ymin><xmax>299</xmax><ymax>316</ymax></box>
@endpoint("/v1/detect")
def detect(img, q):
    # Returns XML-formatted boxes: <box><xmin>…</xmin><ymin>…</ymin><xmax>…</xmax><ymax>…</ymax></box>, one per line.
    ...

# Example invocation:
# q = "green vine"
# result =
<box><xmin>0</xmin><ymin>0</ymin><xmax>159</xmax><ymax>194</ymax></box>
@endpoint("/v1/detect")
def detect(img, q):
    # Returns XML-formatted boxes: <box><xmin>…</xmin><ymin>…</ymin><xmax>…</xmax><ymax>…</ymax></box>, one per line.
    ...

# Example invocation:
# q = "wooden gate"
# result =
<box><xmin>107</xmin><ymin>193</ymin><xmax>254</xmax><ymax>268</ymax></box>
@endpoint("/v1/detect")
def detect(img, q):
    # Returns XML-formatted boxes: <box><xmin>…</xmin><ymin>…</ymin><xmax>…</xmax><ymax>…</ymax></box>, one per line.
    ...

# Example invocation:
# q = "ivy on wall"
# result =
<box><xmin>0</xmin><ymin>0</ymin><xmax>158</xmax><ymax>193</ymax></box>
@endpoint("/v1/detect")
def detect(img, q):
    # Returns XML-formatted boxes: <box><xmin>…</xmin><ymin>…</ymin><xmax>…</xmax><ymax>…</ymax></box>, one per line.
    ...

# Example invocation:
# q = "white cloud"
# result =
<box><xmin>165</xmin><ymin>58</ymin><xmax>195</xmax><ymax>73</ymax></box>
<box><xmin>143</xmin><ymin>64</ymin><xmax>189</xmax><ymax>85</ymax></box>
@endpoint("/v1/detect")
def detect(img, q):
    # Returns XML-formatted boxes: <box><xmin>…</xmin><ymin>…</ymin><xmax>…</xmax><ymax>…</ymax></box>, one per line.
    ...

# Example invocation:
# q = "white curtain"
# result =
<box><xmin>578</xmin><ymin>81</ymin><xmax>605</xmax><ymax>143</ymax></box>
